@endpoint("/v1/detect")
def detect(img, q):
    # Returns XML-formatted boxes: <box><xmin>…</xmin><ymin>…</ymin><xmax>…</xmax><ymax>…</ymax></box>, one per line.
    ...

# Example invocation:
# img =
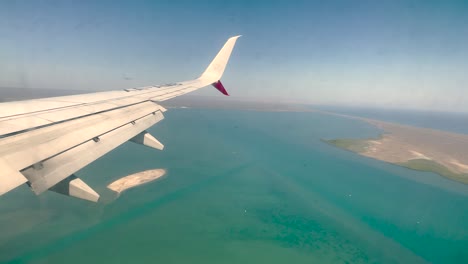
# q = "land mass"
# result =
<box><xmin>107</xmin><ymin>169</ymin><xmax>167</xmax><ymax>194</ymax></box>
<box><xmin>325</xmin><ymin>119</ymin><xmax>468</xmax><ymax>184</ymax></box>
<box><xmin>160</xmin><ymin>95</ymin><xmax>314</xmax><ymax>112</ymax></box>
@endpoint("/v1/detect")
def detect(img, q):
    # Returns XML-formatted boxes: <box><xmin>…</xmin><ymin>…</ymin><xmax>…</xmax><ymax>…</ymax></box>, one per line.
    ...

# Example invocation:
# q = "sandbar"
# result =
<box><xmin>107</xmin><ymin>169</ymin><xmax>166</xmax><ymax>194</ymax></box>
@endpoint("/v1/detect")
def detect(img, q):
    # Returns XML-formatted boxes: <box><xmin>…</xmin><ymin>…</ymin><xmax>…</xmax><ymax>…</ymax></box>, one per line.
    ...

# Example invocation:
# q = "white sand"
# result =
<box><xmin>409</xmin><ymin>150</ymin><xmax>432</xmax><ymax>160</ymax></box>
<box><xmin>107</xmin><ymin>169</ymin><xmax>166</xmax><ymax>194</ymax></box>
<box><xmin>450</xmin><ymin>160</ymin><xmax>468</xmax><ymax>173</ymax></box>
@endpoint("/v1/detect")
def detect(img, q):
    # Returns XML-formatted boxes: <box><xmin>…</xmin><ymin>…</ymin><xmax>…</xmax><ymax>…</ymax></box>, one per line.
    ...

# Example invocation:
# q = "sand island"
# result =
<box><xmin>107</xmin><ymin>169</ymin><xmax>167</xmax><ymax>194</ymax></box>
<box><xmin>325</xmin><ymin>119</ymin><xmax>468</xmax><ymax>184</ymax></box>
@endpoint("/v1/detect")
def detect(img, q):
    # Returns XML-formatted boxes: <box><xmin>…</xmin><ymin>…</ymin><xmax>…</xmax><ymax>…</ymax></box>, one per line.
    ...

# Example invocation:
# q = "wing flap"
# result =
<box><xmin>0</xmin><ymin>102</ymin><xmax>165</xmax><ymax>172</ymax></box>
<box><xmin>23</xmin><ymin>111</ymin><xmax>164</xmax><ymax>194</ymax></box>
<box><xmin>0</xmin><ymin>160</ymin><xmax>28</xmax><ymax>195</ymax></box>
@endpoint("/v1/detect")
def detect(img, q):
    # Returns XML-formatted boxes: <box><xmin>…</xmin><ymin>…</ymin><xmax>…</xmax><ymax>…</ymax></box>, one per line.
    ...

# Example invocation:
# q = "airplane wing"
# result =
<box><xmin>0</xmin><ymin>36</ymin><xmax>241</xmax><ymax>202</ymax></box>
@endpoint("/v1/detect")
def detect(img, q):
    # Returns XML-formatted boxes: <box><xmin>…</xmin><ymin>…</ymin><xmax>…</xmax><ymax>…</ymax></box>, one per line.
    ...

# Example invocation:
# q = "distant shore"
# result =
<box><xmin>325</xmin><ymin>119</ymin><xmax>468</xmax><ymax>184</ymax></box>
<box><xmin>107</xmin><ymin>169</ymin><xmax>167</xmax><ymax>194</ymax></box>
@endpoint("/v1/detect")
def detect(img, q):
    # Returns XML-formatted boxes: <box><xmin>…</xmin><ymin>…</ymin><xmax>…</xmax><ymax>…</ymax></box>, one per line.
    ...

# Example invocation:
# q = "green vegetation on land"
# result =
<box><xmin>325</xmin><ymin>138</ymin><xmax>468</xmax><ymax>184</ymax></box>
<box><xmin>398</xmin><ymin>159</ymin><xmax>468</xmax><ymax>184</ymax></box>
<box><xmin>324</xmin><ymin>138</ymin><xmax>370</xmax><ymax>153</ymax></box>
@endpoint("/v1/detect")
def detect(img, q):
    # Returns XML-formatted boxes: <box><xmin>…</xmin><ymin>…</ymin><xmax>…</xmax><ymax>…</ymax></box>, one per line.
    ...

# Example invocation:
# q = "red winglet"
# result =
<box><xmin>212</xmin><ymin>80</ymin><xmax>229</xmax><ymax>96</ymax></box>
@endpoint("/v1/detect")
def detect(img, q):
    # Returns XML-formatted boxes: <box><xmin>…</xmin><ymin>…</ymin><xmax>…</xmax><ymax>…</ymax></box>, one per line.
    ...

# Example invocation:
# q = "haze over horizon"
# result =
<box><xmin>1</xmin><ymin>0</ymin><xmax>467</xmax><ymax>112</ymax></box>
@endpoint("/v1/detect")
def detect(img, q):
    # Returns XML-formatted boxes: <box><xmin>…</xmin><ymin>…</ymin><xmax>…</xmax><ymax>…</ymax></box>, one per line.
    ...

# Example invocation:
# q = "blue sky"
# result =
<box><xmin>0</xmin><ymin>0</ymin><xmax>467</xmax><ymax>111</ymax></box>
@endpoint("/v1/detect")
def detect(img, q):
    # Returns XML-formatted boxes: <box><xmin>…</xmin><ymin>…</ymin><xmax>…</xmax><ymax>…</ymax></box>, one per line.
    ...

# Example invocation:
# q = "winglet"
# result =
<box><xmin>212</xmin><ymin>80</ymin><xmax>229</xmax><ymax>96</ymax></box>
<box><xmin>199</xmin><ymin>35</ymin><xmax>241</xmax><ymax>84</ymax></box>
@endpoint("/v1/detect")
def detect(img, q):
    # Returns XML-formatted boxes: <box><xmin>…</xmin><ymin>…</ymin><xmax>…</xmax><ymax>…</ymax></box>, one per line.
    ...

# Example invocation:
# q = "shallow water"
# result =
<box><xmin>1</xmin><ymin>109</ymin><xmax>467</xmax><ymax>263</ymax></box>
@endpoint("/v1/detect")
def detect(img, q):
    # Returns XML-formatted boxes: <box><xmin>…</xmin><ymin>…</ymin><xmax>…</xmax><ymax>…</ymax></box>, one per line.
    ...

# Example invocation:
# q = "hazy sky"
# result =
<box><xmin>0</xmin><ymin>0</ymin><xmax>467</xmax><ymax>112</ymax></box>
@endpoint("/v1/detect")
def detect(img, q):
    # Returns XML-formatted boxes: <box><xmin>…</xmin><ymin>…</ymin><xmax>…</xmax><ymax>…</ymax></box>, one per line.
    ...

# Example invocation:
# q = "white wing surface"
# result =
<box><xmin>0</xmin><ymin>36</ymin><xmax>241</xmax><ymax>202</ymax></box>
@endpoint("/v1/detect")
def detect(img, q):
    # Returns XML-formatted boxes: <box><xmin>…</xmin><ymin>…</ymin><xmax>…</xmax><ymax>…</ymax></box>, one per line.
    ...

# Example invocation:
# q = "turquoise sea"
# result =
<box><xmin>1</xmin><ymin>109</ymin><xmax>467</xmax><ymax>263</ymax></box>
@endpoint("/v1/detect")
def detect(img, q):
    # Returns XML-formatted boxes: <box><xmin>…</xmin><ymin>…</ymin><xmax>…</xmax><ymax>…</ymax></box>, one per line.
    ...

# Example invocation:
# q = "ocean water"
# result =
<box><xmin>1</xmin><ymin>109</ymin><xmax>467</xmax><ymax>263</ymax></box>
<box><xmin>315</xmin><ymin>105</ymin><xmax>468</xmax><ymax>134</ymax></box>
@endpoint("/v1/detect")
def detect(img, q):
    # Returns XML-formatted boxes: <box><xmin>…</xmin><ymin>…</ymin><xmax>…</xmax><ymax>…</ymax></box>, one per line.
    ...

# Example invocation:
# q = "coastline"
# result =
<box><xmin>325</xmin><ymin>119</ymin><xmax>468</xmax><ymax>184</ymax></box>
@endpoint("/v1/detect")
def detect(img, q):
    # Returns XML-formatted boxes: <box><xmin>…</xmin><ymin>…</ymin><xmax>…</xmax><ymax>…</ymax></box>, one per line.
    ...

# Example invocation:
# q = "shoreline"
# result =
<box><xmin>325</xmin><ymin>119</ymin><xmax>468</xmax><ymax>185</ymax></box>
